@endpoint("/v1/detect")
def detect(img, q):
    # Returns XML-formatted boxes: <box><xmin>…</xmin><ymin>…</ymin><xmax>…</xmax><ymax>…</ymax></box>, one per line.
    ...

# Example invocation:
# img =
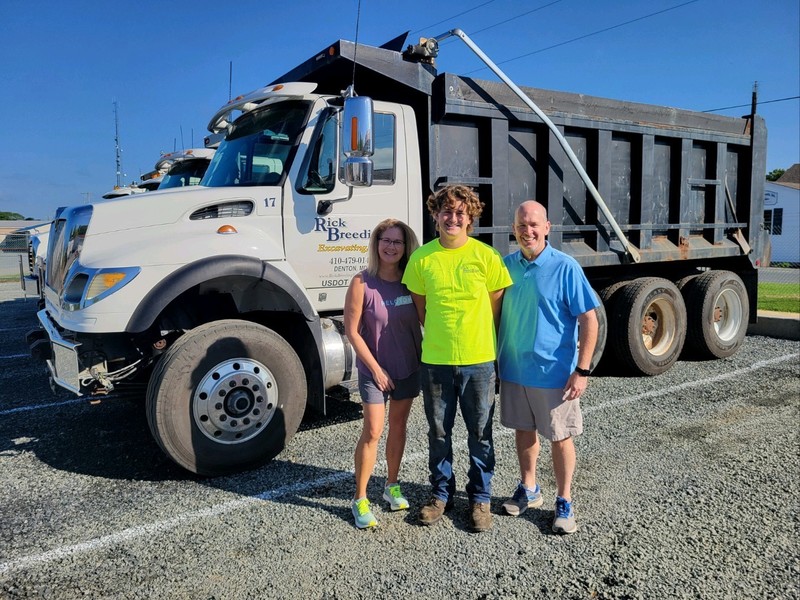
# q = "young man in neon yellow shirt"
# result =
<box><xmin>402</xmin><ymin>185</ymin><xmax>512</xmax><ymax>532</ymax></box>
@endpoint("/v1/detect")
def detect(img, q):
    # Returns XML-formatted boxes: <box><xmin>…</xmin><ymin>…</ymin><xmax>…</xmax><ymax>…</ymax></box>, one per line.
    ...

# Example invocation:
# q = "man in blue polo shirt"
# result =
<box><xmin>497</xmin><ymin>200</ymin><xmax>599</xmax><ymax>534</ymax></box>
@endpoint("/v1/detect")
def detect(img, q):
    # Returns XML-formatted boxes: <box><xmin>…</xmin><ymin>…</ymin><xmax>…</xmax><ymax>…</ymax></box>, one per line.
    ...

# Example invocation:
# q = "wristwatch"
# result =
<box><xmin>574</xmin><ymin>367</ymin><xmax>591</xmax><ymax>377</ymax></box>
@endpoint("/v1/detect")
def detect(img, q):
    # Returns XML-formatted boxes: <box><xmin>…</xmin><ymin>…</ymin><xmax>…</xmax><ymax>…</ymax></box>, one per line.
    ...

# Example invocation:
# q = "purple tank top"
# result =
<box><xmin>356</xmin><ymin>271</ymin><xmax>422</xmax><ymax>380</ymax></box>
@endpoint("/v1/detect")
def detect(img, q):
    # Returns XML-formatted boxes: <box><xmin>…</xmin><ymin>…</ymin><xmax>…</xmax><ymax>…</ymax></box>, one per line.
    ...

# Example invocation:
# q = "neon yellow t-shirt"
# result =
<box><xmin>402</xmin><ymin>237</ymin><xmax>512</xmax><ymax>365</ymax></box>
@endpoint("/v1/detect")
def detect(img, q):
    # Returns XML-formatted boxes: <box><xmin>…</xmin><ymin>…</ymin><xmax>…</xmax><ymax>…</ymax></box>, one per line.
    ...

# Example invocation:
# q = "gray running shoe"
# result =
<box><xmin>502</xmin><ymin>482</ymin><xmax>543</xmax><ymax>516</ymax></box>
<box><xmin>552</xmin><ymin>495</ymin><xmax>577</xmax><ymax>534</ymax></box>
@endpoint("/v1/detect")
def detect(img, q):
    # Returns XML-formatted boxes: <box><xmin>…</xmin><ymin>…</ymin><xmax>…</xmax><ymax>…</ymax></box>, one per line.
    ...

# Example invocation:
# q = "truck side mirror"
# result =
<box><xmin>342</xmin><ymin>96</ymin><xmax>374</xmax><ymax>187</ymax></box>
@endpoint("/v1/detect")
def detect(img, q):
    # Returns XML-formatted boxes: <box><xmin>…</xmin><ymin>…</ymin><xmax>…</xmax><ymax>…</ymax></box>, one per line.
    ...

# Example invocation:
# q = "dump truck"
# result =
<box><xmin>29</xmin><ymin>30</ymin><xmax>766</xmax><ymax>475</ymax></box>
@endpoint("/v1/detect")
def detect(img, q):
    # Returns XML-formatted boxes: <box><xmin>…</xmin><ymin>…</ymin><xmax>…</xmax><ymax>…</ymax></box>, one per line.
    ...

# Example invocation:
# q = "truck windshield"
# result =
<box><xmin>159</xmin><ymin>159</ymin><xmax>211</xmax><ymax>189</ymax></box>
<box><xmin>201</xmin><ymin>100</ymin><xmax>311</xmax><ymax>188</ymax></box>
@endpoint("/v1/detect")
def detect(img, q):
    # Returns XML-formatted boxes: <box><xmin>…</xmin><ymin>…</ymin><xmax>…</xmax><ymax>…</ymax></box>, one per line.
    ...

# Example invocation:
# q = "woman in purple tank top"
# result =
<box><xmin>344</xmin><ymin>218</ymin><xmax>422</xmax><ymax>529</ymax></box>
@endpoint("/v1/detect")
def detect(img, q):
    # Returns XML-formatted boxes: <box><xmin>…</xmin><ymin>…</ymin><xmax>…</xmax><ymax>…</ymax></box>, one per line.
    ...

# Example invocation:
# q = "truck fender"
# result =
<box><xmin>125</xmin><ymin>255</ymin><xmax>318</xmax><ymax>333</ymax></box>
<box><xmin>126</xmin><ymin>255</ymin><xmax>327</xmax><ymax>413</ymax></box>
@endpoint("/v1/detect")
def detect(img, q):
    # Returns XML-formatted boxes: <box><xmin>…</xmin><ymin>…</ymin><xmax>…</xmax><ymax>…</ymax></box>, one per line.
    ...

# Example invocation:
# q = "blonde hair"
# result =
<box><xmin>366</xmin><ymin>218</ymin><xmax>420</xmax><ymax>277</ymax></box>
<box><xmin>426</xmin><ymin>184</ymin><xmax>484</xmax><ymax>233</ymax></box>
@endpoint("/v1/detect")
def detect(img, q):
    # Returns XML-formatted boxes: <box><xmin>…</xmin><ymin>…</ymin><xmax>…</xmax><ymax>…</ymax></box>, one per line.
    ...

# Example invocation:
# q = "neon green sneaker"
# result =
<box><xmin>383</xmin><ymin>483</ymin><xmax>410</xmax><ymax>511</ymax></box>
<box><xmin>351</xmin><ymin>498</ymin><xmax>378</xmax><ymax>529</ymax></box>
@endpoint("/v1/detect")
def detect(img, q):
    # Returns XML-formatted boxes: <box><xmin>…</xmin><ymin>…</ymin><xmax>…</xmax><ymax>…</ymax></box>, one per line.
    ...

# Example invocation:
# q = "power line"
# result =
<box><xmin>703</xmin><ymin>95</ymin><xmax>800</xmax><ymax>113</ymax></box>
<box><xmin>464</xmin><ymin>0</ymin><xmax>700</xmax><ymax>74</ymax></box>
<box><xmin>411</xmin><ymin>0</ymin><xmax>498</xmax><ymax>35</ymax></box>
<box><xmin>412</xmin><ymin>1</ymin><xmax>564</xmax><ymax>43</ymax></box>
<box><xmin>470</xmin><ymin>0</ymin><xmax>564</xmax><ymax>36</ymax></box>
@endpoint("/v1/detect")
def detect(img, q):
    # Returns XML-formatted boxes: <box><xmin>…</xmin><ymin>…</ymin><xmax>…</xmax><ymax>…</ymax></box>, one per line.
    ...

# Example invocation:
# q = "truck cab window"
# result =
<box><xmin>300</xmin><ymin>110</ymin><xmax>338</xmax><ymax>193</ymax></box>
<box><xmin>202</xmin><ymin>100</ymin><xmax>310</xmax><ymax>188</ymax></box>
<box><xmin>372</xmin><ymin>112</ymin><xmax>395</xmax><ymax>183</ymax></box>
<box><xmin>300</xmin><ymin>110</ymin><xmax>396</xmax><ymax>193</ymax></box>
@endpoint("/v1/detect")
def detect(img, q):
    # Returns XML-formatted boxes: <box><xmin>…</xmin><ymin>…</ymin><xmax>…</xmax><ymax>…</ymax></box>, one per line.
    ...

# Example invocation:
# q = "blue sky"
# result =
<box><xmin>1</xmin><ymin>0</ymin><xmax>797</xmax><ymax>220</ymax></box>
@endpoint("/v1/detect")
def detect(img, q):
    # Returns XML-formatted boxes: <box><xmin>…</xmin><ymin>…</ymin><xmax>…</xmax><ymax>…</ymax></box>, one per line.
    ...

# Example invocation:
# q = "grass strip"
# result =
<box><xmin>758</xmin><ymin>282</ymin><xmax>800</xmax><ymax>313</ymax></box>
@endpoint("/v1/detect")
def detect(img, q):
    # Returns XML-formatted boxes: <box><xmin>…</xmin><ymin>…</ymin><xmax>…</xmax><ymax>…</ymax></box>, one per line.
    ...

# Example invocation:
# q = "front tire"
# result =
<box><xmin>146</xmin><ymin>319</ymin><xmax>307</xmax><ymax>476</ymax></box>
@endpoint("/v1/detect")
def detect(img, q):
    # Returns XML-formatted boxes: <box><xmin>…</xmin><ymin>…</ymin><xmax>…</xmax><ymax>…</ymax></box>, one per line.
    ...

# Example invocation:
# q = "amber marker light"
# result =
<box><xmin>217</xmin><ymin>224</ymin><xmax>238</xmax><ymax>235</ymax></box>
<box><xmin>86</xmin><ymin>272</ymin><xmax>127</xmax><ymax>298</ymax></box>
<box><xmin>351</xmin><ymin>117</ymin><xmax>359</xmax><ymax>151</ymax></box>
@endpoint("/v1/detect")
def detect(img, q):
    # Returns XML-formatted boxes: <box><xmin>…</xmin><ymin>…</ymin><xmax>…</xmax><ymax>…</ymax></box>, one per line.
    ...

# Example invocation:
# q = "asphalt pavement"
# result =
<box><xmin>1</xmin><ymin>281</ymin><xmax>799</xmax><ymax>599</ymax></box>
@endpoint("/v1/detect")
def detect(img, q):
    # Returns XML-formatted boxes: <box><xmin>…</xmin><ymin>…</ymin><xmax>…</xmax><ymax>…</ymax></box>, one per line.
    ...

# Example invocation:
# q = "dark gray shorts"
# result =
<box><xmin>499</xmin><ymin>380</ymin><xmax>583</xmax><ymax>441</ymax></box>
<box><xmin>358</xmin><ymin>371</ymin><xmax>421</xmax><ymax>405</ymax></box>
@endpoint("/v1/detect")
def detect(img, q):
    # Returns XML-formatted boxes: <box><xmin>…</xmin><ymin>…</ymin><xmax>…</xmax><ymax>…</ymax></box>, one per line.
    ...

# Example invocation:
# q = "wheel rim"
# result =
<box><xmin>641</xmin><ymin>297</ymin><xmax>678</xmax><ymax>356</ymax></box>
<box><xmin>713</xmin><ymin>288</ymin><xmax>744</xmax><ymax>342</ymax></box>
<box><xmin>193</xmin><ymin>358</ymin><xmax>278</xmax><ymax>445</ymax></box>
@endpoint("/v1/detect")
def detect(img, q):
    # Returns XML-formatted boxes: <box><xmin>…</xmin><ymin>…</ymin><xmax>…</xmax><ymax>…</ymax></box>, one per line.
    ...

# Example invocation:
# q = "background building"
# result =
<box><xmin>764</xmin><ymin>164</ymin><xmax>800</xmax><ymax>265</ymax></box>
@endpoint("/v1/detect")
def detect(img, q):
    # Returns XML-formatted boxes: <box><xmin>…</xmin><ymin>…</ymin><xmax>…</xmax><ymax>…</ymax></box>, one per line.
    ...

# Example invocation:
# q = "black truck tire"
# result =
<box><xmin>684</xmin><ymin>270</ymin><xmax>749</xmax><ymax>359</ymax></box>
<box><xmin>146</xmin><ymin>319</ymin><xmax>307</xmax><ymax>476</ymax></box>
<box><xmin>610</xmin><ymin>277</ymin><xmax>687</xmax><ymax>376</ymax></box>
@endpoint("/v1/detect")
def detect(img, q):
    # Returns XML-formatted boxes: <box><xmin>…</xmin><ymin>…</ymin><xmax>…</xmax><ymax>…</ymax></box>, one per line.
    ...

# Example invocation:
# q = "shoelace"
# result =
<box><xmin>354</xmin><ymin>499</ymin><xmax>371</xmax><ymax>515</ymax></box>
<box><xmin>555</xmin><ymin>499</ymin><xmax>572</xmax><ymax>518</ymax></box>
<box><xmin>387</xmin><ymin>486</ymin><xmax>402</xmax><ymax>499</ymax></box>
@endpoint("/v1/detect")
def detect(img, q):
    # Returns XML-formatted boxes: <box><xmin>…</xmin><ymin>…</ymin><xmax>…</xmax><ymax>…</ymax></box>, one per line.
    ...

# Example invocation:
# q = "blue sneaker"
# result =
<box><xmin>552</xmin><ymin>496</ymin><xmax>577</xmax><ymax>534</ymax></box>
<box><xmin>351</xmin><ymin>498</ymin><xmax>378</xmax><ymax>529</ymax></box>
<box><xmin>383</xmin><ymin>483</ymin><xmax>410</xmax><ymax>511</ymax></box>
<box><xmin>502</xmin><ymin>482</ymin><xmax>543</xmax><ymax>516</ymax></box>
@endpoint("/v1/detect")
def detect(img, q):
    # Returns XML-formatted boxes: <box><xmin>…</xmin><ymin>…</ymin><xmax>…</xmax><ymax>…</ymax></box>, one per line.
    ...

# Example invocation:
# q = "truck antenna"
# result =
<box><xmin>113</xmin><ymin>100</ymin><xmax>125</xmax><ymax>188</ymax></box>
<box><xmin>349</xmin><ymin>0</ymin><xmax>363</xmax><ymax>95</ymax></box>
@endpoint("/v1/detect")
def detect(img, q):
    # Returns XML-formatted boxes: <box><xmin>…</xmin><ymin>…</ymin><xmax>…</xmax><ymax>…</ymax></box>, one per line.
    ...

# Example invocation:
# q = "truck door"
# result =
<box><xmin>283</xmin><ymin>100</ymin><xmax>416</xmax><ymax>313</ymax></box>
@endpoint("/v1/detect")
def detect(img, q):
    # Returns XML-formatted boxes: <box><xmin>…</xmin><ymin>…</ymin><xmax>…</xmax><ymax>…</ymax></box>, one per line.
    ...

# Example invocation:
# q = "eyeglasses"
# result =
<box><xmin>379</xmin><ymin>238</ymin><xmax>405</xmax><ymax>248</ymax></box>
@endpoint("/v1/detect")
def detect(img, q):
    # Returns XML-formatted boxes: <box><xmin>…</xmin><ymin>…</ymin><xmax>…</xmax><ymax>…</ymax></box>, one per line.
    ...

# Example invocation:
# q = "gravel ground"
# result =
<box><xmin>0</xmin><ymin>281</ymin><xmax>798</xmax><ymax>599</ymax></box>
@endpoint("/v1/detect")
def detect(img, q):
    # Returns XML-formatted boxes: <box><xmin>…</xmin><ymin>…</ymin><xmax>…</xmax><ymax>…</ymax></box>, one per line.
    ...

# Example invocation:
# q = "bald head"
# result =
<box><xmin>516</xmin><ymin>200</ymin><xmax>548</xmax><ymax>223</ymax></box>
<box><xmin>514</xmin><ymin>200</ymin><xmax>550</xmax><ymax>260</ymax></box>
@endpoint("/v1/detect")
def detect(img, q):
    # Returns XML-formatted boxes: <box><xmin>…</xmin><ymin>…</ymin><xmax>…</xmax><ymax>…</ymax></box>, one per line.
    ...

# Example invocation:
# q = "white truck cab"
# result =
<box><xmin>32</xmin><ymin>80</ymin><xmax>421</xmax><ymax>475</ymax></box>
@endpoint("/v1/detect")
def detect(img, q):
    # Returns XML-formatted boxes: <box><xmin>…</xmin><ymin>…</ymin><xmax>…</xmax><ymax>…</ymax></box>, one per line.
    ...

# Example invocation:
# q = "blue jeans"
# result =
<box><xmin>420</xmin><ymin>362</ymin><xmax>496</xmax><ymax>504</ymax></box>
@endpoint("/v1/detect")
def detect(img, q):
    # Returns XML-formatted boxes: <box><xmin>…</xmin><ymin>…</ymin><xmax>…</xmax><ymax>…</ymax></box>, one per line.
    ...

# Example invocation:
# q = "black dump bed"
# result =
<box><xmin>275</xmin><ymin>35</ymin><xmax>766</xmax><ymax>285</ymax></box>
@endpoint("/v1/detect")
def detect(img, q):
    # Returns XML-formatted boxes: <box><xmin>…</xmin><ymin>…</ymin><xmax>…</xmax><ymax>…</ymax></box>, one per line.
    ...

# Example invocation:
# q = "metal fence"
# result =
<box><xmin>0</xmin><ymin>233</ymin><xmax>28</xmax><ymax>280</ymax></box>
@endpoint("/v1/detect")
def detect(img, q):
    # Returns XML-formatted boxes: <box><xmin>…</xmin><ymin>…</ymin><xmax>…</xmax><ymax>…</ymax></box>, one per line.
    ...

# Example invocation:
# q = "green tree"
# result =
<box><xmin>0</xmin><ymin>211</ymin><xmax>26</xmax><ymax>220</ymax></box>
<box><xmin>766</xmin><ymin>168</ymin><xmax>786</xmax><ymax>181</ymax></box>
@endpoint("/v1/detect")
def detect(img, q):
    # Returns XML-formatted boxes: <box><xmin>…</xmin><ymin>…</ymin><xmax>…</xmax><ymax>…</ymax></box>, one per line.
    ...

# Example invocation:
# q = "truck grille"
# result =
<box><xmin>45</xmin><ymin>206</ymin><xmax>92</xmax><ymax>296</ymax></box>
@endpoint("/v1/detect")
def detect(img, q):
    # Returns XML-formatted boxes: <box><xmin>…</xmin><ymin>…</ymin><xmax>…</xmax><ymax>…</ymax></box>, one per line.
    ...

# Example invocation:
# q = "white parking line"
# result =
<box><xmin>0</xmin><ymin>351</ymin><xmax>797</xmax><ymax>575</ymax></box>
<box><xmin>583</xmin><ymin>354</ymin><xmax>799</xmax><ymax>414</ymax></box>
<box><xmin>0</xmin><ymin>398</ymin><xmax>87</xmax><ymax>416</ymax></box>
<box><xmin>0</xmin><ymin>353</ymin><xmax>29</xmax><ymax>360</ymax></box>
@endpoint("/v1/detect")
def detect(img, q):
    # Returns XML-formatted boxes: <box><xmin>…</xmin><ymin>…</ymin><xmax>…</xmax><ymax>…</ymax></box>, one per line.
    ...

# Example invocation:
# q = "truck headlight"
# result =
<box><xmin>62</xmin><ymin>266</ymin><xmax>140</xmax><ymax>310</ymax></box>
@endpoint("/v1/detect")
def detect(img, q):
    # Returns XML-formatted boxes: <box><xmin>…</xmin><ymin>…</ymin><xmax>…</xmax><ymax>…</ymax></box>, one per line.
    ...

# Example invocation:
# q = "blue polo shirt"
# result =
<box><xmin>498</xmin><ymin>243</ymin><xmax>599</xmax><ymax>388</ymax></box>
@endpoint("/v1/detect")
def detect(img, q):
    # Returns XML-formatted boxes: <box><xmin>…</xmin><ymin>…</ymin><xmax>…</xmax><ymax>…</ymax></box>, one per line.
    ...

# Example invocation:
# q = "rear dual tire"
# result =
<box><xmin>682</xmin><ymin>270</ymin><xmax>749</xmax><ymax>359</ymax></box>
<box><xmin>607</xmin><ymin>277</ymin><xmax>687</xmax><ymax>376</ymax></box>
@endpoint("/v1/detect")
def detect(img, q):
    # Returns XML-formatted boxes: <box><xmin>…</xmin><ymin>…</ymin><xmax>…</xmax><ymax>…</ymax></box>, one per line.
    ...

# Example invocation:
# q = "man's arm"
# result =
<box><xmin>563</xmin><ymin>308</ymin><xmax>598</xmax><ymax>400</ymax></box>
<box><xmin>411</xmin><ymin>292</ymin><xmax>426</xmax><ymax>326</ymax></box>
<box><xmin>575</xmin><ymin>308</ymin><xmax>598</xmax><ymax>372</ymax></box>
<box><xmin>489</xmin><ymin>289</ymin><xmax>505</xmax><ymax>333</ymax></box>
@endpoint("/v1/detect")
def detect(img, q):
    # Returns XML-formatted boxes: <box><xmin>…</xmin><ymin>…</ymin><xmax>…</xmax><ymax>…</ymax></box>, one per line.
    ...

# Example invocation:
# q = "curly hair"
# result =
<box><xmin>366</xmin><ymin>218</ymin><xmax>420</xmax><ymax>277</ymax></box>
<box><xmin>426</xmin><ymin>184</ymin><xmax>484</xmax><ymax>233</ymax></box>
